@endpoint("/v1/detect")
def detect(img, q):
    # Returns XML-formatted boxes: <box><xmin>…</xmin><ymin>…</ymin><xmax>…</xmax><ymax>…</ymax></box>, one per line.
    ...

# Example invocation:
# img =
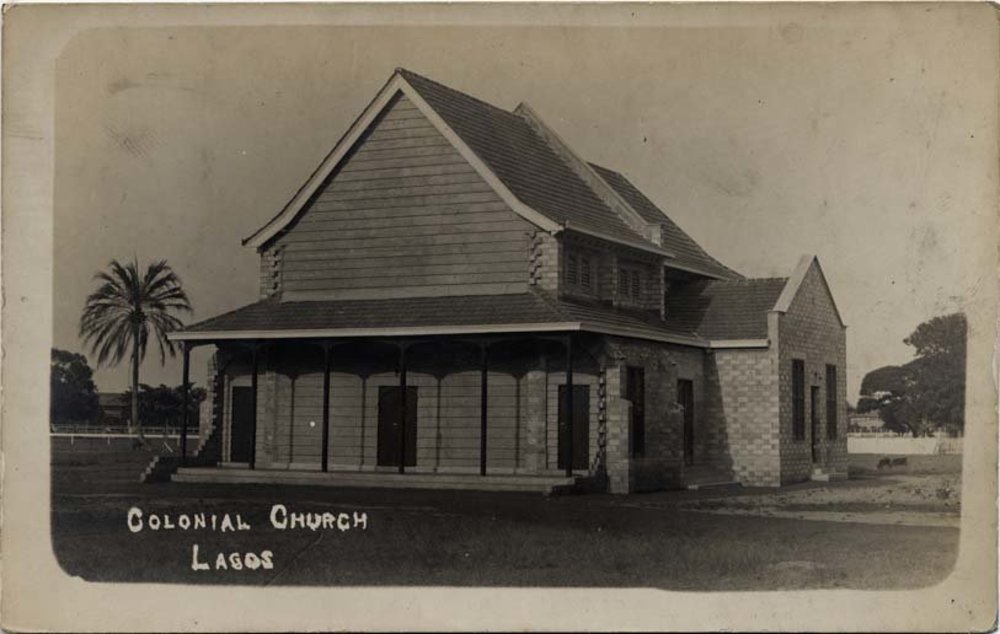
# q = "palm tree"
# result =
<box><xmin>80</xmin><ymin>259</ymin><xmax>192</xmax><ymax>441</ymax></box>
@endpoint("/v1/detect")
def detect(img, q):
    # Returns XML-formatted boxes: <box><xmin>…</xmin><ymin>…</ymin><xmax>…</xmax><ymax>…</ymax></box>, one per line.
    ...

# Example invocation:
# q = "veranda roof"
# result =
<box><xmin>171</xmin><ymin>291</ymin><xmax>709</xmax><ymax>346</ymax></box>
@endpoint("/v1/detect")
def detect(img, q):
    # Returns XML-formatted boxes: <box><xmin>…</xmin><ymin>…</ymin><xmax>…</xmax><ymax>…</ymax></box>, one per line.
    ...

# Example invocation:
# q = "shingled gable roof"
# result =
<box><xmin>397</xmin><ymin>70</ymin><xmax>655</xmax><ymax>248</ymax></box>
<box><xmin>589</xmin><ymin>164</ymin><xmax>743</xmax><ymax>280</ymax></box>
<box><xmin>663</xmin><ymin>277</ymin><xmax>789</xmax><ymax>340</ymax></box>
<box><xmin>243</xmin><ymin>68</ymin><xmax>735</xmax><ymax>277</ymax></box>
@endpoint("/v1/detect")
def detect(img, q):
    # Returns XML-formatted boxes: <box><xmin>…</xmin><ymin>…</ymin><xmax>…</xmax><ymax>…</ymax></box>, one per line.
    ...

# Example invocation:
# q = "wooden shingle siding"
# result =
<box><xmin>269</xmin><ymin>93</ymin><xmax>533</xmax><ymax>301</ymax></box>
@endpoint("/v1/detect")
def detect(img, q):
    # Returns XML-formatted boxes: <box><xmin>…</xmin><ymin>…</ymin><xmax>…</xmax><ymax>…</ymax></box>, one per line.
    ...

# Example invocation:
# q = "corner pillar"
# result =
<box><xmin>521</xmin><ymin>356</ymin><xmax>548</xmax><ymax>472</ymax></box>
<box><xmin>604</xmin><ymin>364</ymin><xmax>632</xmax><ymax>493</ymax></box>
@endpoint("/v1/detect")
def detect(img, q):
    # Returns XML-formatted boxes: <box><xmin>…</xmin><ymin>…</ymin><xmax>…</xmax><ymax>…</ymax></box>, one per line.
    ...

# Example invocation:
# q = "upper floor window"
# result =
<box><xmin>565</xmin><ymin>251</ymin><xmax>595</xmax><ymax>293</ymax></box>
<box><xmin>618</xmin><ymin>266</ymin><xmax>643</xmax><ymax>301</ymax></box>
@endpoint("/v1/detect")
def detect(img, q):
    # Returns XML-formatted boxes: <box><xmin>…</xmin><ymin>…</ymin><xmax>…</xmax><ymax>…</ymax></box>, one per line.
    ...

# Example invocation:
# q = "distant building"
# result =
<box><xmin>848</xmin><ymin>413</ymin><xmax>884</xmax><ymax>433</ymax></box>
<box><xmin>97</xmin><ymin>392</ymin><xmax>127</xmax><ymax>427</ymax></box>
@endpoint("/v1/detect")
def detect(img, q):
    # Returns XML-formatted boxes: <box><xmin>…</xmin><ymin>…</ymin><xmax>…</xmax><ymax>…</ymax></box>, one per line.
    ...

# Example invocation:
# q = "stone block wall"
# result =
<box><xmin>259</xmin><ymin>245</ymin><xmax>283</xmax><ymax>299</ymax></box>
<box><xmin>520</xmin><ymin>367</ymin><xmax>548</xmax><ymax>472</ymax></box>
<box><xmin>201</xmin><ymin>353</ymin><xmax>219</xmax><ymax>444</ymax></box>
<box><xmin>776</xmin><ymin>260</ymin><xmax>848</xmax><ymax>484</ymax></box>
<box><xmin>529</xmin><ymin>231</ymin><xmax>561</xmax><ymax>294</ymax></box>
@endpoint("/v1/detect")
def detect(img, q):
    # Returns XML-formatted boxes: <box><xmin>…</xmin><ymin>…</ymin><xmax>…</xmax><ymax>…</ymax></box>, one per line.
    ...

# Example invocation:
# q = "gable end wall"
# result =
<box><xmin>262</xmin><ymin>93</ymin><xmax>534</xmax><ymax>301</ymax></box>
<box><xmin>776</xmin><ymin>261</ymin><xmax>848</xmax><ymax>483</ymax></box>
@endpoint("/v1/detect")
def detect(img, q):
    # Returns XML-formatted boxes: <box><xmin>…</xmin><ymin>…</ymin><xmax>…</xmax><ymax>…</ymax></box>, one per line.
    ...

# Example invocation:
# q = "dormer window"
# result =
<box><xmin>567</xmin><ymin>254</ymin><xmax>579</xmax><ymax>286</ymax></box>
<box><xmin>618</xmin><ymin>265</ymin><xmax>643</xmax><ymax>301</ymax></box>
<box><xmin>565</xmin><ymin>250</ymin><xmax>595</xmax><ymax>294</ymax></box>
<box><xmin>580</xmin><ymin>256</ymin><xmax>593</xmax><ymax>289</ymax></box>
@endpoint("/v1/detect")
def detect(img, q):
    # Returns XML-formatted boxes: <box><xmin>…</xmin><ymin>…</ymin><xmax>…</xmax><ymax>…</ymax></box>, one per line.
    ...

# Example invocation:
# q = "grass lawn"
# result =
<box><xmin>50</xmin><ymin>439</ymin><xmax>961</xmax><ymax>590</ymax></box>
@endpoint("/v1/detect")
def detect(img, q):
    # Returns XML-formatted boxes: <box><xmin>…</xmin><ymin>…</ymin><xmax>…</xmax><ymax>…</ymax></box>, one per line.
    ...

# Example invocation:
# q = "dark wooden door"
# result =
<box><xmin>678</xmin><ymin>379</ymin><xmax>695</xmax><ymax>466</ymax></box>
<box><xmin>810</xmin><ymin>386</ymin><xmax>820</xmax><ymax>463</ymax></box>
<box><xmin>627</xmin><ymin>367</ymin><xmax>646</xmax><ymax>457</ymax></box>
<box><xmin>377</xmin><ymin>386</ymin><xmax>417</xmax><ymax>467</ymax></box>
<box><xmin>558</xmin><ymin>385</ymin><xmax>589</xmax><ymax>471</ymax></box>
<box><xmin>230</xmin><ymin>386</ymin><xmax>254</xmax><ymax>463</ymax></box>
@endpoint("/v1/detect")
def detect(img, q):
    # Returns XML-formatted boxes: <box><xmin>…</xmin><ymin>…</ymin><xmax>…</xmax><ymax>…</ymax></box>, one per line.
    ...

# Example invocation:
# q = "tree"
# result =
<box><xmin>858</xmin><ymin>312</ymin><xmax>967</xmax><ymax>437</ymax></box>
<box><xmin>904</xmin><ymin>314</ymin><xmax>967</xmax><ymax>433</ymax></box>
<box><xmin>79</xmin><ymin>259</ymin><xmax>192</xmax><ymax>441</ymax></box>
<box><xmin>50</xmin><ymin>348</ymin><xmax>100</xmax><ymax>428</ymax></box>
<box><xmin>122</xmin><ymin>383</ymin><xmax>206</xmax><ymax>432</ymax></box>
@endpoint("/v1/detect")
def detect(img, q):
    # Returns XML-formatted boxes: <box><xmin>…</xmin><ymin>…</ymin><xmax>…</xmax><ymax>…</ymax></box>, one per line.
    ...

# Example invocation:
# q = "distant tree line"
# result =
<box><xmin>51</xmin><ymin>349</ymin><xmax>100</xmax><ymax>426</ymax></box>
<box><xmin>121</xmin><ymin>382</ymin><xmax>207</xmax><ymax>429</ymax></box>
<box><xmin>857</xmin><ymin>312</ymin><xmax>966</xmax><ymax>437</ymax></box>
<box><xmin>50</xmin><ymin>348</ymin><xmax>204</xmax><ymax>430</ymax></box>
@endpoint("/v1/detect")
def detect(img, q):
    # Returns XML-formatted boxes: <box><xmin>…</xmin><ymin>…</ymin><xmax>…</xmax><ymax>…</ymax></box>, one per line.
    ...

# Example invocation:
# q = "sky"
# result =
<box><xmin>51</xmin><ymin>5</ymin><xmax>997</xmax><ymax>400</ymax></box>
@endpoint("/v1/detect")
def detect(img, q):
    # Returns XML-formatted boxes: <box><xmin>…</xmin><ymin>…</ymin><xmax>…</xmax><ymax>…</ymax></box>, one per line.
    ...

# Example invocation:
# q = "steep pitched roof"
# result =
<box><xmin>244</xmin><ymin>68</ymin><xmax>735</xmax><ymax>277</ymax></box>
<box><xmin>589</xmin><ymin>164</ymin><xmax>742</xmax><ymax>280</ymax></box>
<box><xmin>663</xmin><ymin>277</ymin><xmax>789</xmax><ymax>340</ymax></box>
<box><xmin>397</xmin><ymin>69</ymin><xmax>649</xmax><ymax>246</ymax></box>
<box><xmin>772</xmin><ymin>254</ymin><xmax>845</xmax><ymax>327</ymax></box>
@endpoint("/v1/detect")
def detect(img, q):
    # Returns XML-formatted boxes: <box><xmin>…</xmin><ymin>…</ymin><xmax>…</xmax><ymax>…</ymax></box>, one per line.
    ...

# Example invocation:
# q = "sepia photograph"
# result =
<box><xmin>3</xmin><ymin>2</ymin><xmax>997</xmax><ymax>631</ymax></box>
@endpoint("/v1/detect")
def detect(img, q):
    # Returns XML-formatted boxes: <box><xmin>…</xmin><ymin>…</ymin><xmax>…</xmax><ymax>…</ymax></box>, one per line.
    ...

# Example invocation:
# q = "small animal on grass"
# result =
<box><xmin>891</xmin><ymin>457</ymin><xmax>908</xmax><ymax>467</ymax></box>
<box><xmin>877</xmin><ymin>457</ymin><xmax>892</xmax><ymax>469</ymax></box>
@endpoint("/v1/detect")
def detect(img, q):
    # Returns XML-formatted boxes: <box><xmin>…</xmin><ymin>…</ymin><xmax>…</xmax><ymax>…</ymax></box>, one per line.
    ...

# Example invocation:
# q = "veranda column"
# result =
<box><xmin>180</xmin><ymin>342</ymin><xmax>191</xmax><ymax>466</ymax></box>
<box><xmin>321</xmin><ymin>342</ymin><xmax>332</xmax><ymax>473</ymax></box>
<box><xmin>480</xmin><ymin>342</ymin><xmax>489</xmax><ymax>476</ymax></box>
<box><xmin>564</xmin><ymin>334</ymin><xmax>574</xmax><ymax>478</ymax></box>
<box><xmin>398</xmin><ymin>344</ymin><xmax>408</xmax><ymax>474</ymax></box>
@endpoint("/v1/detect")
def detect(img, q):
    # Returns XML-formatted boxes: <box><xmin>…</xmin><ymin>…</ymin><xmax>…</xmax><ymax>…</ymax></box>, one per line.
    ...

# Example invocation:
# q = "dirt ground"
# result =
<box><xmin>680</xmin><ymin>456</ymin><xmax>962</xmax><ymax>528</ymax></box>
<box><xmin>49</xmin><ymin>441</ymin><xmax>963</xmax><ymax>589</ymax></box>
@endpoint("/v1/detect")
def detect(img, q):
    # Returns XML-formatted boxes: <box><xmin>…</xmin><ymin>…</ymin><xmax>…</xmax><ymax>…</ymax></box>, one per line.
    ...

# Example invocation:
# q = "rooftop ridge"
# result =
<box><xmin>396</xmin><ymin>67</ymin><xmax>519</xmax><ymax>120</ymax></box>
<box><xmin>712</xmin><ymin>276</ymin><xmax>789</xmax><ymax>285</ymax></box>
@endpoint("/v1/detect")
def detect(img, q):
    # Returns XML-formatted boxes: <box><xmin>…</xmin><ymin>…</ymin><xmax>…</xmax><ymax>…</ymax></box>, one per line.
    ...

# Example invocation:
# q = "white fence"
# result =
<box><xmin>847</xmin><ymin>435</ymin><xmax>963</xmax><ymax>455</ymax></box>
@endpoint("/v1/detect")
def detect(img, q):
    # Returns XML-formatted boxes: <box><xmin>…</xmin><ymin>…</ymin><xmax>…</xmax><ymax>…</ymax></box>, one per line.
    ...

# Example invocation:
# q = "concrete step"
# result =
<box><xmin>686</xmin><ymin>480</ymin><xmax>740</xmax><ymax>491</ymax></box>
<box><xmin>172</xmin><ymin>467</ymin><xmax>577</xmax><ymax>494</ymax></box>
<box><xmin>811</xmin><ymin>468</ymin><xmax>848</xmax><ymax>482</ymax></box>
<box><xmin>682</xmin><ymin>464</ymin><xmax>739</xmax><ymax>490</ymax></box>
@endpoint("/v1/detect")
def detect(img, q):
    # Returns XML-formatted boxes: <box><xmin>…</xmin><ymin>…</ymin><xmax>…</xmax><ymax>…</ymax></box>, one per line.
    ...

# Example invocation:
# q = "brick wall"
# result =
<box><xmin>602</xmin><ymin>338</ymin><xmax>695</xmax><ymax>492</ymax></box>
<box><xmin>674</xmin><ymin>347</ymin><xmax>709</xmax><ymax>465</ymax></box>
<box><xmin>703</xmin><ymin>346</ymin><xmax>781</xmax><ymax>486</ymax></box>
<box><xmin>776</xmin><ymin>260</ymin><xmax>848</xmax><ymax>483</ymax></box>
